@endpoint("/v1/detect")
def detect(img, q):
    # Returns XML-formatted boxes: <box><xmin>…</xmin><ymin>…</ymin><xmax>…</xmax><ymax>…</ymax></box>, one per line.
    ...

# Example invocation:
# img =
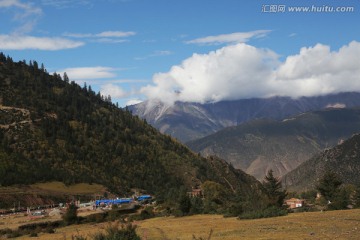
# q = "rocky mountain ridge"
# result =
<box><xmin>130</xmin><ymin>93</ymin><xmax>360</xmax><ymax>142</ymax></box>
<box><xmin>187</xmin><ymin>108</ymin><xmax>360</xmax><ymax>180</ymax></box>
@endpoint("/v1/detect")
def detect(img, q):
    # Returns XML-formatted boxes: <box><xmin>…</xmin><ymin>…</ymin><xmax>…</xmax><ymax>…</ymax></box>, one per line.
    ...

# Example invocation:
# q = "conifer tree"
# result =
<box><xmin>62</xmin><ymin>204</ymin><xmax>78</xmax><ymax>225</ymax></box>
<box><xmin>316</xmin><ymin>171</ymin><xmax>342</xmax><ymax>202</ymax></box>
<box><xmin>63</xmin><ymin>72</ymin><xmax>69</xmax><ymax>83</ymax></box>
<box><xmin>262</xmin><ymin>169</ymin><xmax>287</xmax><ymax>207</ymax></box>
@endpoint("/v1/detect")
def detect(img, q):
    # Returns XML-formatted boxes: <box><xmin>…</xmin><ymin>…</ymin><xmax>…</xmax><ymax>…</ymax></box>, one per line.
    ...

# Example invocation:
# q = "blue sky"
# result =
<box><xmin>1</xmin><ymin>0</ymin><xmax>360</xmax><ymax>106</ymax></box>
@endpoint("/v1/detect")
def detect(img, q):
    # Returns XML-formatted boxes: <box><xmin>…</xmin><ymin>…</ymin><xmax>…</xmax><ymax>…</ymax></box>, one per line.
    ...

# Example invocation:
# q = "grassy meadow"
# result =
<box><xmin>136</xmin><ymin>210</ymin><xmax>360</xmax><ymax>239</ymax></box>
<box><xmin>3</xmin><ymin>209</ymin><xmax>359</xmax><ymax>239</ymax></box>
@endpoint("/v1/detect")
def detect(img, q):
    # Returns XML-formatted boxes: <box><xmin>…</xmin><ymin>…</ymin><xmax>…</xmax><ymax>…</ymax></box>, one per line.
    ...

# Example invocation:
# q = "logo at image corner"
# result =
<box><xmin>261</xmin><ymin>4</ymin><xmax>355</xmax><ymax>13</ymax></box>
<box><xmin>261</xmin><ymin>4</ymin><xmax>286</xmax><ymax>13</ymax></box>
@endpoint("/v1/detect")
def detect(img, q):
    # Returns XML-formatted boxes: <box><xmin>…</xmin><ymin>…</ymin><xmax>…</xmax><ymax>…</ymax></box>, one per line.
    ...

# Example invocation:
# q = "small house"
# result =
<box><xmin>285</xmin><ymin>198</ymin><xmax>305</xmax><ymax>209</ymax></box>
<box><xmin>187</xmin><ymin>188</ymin><xmax>203</xmax><ymax>198</ymax></box>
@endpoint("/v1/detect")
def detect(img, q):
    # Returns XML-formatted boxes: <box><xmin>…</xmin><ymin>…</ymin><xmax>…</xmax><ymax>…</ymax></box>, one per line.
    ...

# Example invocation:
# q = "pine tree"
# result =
<box><xmin>330</xmin><ymin>187</ymin><xmax>350</xmax><ymax>210</ymax></box>
<box><xmin>33</xmin><ymin>61</ymin><xmax>38</xmax><ymax>71</ymax></box>
<box><xmin>179</xmin><ymin>192</ymin><xmax>191</xmax><ymax>215</ymax></box>
<box><xmin>62</xmin><ymin>203</ymin><xmax>78</xmax><ymax>225</ymax></box>
<box><xmin>63</xmin><ymin>72</ymin><xmax>69</xmax><ymax>83</ymax></box>
<box><xmin>40</xmin><ymin>63</ymin><xmax>45</xmax><ymax>72</ymax></box>
<box><xmin>316</xmin><ymin>171</ymin><xmax>342</xmax><ymax>202</ymax></box>
<box><xmin>262</xmin><ymin>169</ymin><xmax>287</xmax><ymax>207</ymax></box>
<box><xmin>354</xmin><ymin>185</ymin><xmax>360</xmax><ymax>208</ymax></box>
<box><xmin>0</xmin><ymin>52</ymin><xmax>6</xmax><ymax>62</ymax></box>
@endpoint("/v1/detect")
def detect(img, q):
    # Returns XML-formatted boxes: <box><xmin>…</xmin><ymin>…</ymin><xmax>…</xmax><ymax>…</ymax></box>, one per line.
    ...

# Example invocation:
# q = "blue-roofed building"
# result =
<box><xmin>137</xmin><ymin>195</ymin><xmax>152</xmax><ymax>201</ymax></box>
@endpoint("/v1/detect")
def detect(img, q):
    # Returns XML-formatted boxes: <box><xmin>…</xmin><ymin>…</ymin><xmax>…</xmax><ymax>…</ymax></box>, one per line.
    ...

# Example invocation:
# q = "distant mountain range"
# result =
<box><xmin>129</xmin><ymin>92</ymin><xmax>360</xmax><ymax>142</ymax></box>
<box><xmin>283</xmin><ymin>133</ymin><xmax>360</xmax><ymax>191</ymax></box>
<box><xmin>187</xmin><ymin>108</ymin><xmax>360</xmax><ymax>180</ymax></box>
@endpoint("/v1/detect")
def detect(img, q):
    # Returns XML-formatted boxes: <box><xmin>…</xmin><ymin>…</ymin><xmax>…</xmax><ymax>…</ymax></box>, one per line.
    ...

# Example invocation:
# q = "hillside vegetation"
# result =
<box><xmin>187</xmin><ymin>108</ymin><xmax>360</xmax><ymax>179</ymax></box>
<box><xmin>0</xmin><ymin>53</ymin><xmax>259</xmax><ymax>208</ymax></box>
<box><xmin>284</xmin><ymin>133</ymin><xmax>360</xmax><ymax>191</ymax></box>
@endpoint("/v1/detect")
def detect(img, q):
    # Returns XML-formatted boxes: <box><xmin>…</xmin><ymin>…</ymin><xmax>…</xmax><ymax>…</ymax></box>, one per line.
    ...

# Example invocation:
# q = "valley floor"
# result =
<box><xmin>4</xmin><ymin>209</ymin><xmax>360</xmax><ymax>239</ymax></box>
<box><xmin>136</xmin><ymin>210</ymin><xmax>360</xmax><ymax>240</ymax></box>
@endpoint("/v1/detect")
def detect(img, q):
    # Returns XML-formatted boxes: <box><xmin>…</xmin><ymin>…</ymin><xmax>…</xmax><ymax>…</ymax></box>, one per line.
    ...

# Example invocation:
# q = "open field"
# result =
<box><xmin>0</xmin><ymin>212</ymin><xmax>62</xmax><ymax>231</ymax></box>
<box><xmin>2</xmin><ymin>209</ymin><xmax>360</xmax><ymax>239</ymax></box>
<box><xmin>0</xmin><ymin>207</ymin><xmax>102</xmax><ymax>231</ymax></box>
<box><xmin>136</xmin><ymin>210</ymin><xmax>360</xmax><ymax>240</ymax></box>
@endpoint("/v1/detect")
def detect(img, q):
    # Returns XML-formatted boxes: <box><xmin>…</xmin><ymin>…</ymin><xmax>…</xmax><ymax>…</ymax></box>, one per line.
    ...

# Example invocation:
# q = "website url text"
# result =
<box><xmin>261</xmin><ymin>5</ymin><xmax>355</xmax><ymax>13</ymax></box>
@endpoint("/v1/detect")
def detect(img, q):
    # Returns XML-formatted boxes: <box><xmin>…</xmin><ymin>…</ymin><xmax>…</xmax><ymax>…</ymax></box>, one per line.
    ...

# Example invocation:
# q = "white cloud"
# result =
<box><xmin>0</xmin><ymin>0</ymin><xmax>42</xmax><ymax>33</ymax></box>
<box><xmin>96</xmin><ymin>31</ymin><xmax>135</xmax><ymax>38</ymax></box>
<box><xmin>42</xmin><ymin>0</ymin><xmax>131</xmax><ymax>8</ymax></box>
<box><xmin>126</xmin><ymin>99</ymin><xmax>143</xmax><ymax>106</ymax></box>
<box><xmin>0</xmin><ymin>0</ymin><xmax>42</xmax><ymax>17</ymax></box>
<box><xmin>64</xmin><ymin>31</ymin><xmax>136</xmax><ymax>38</ymax></box>
<box><xmin>60</xmin><ymin>67</ymin><xmax>117</xmax><ymax>80</ymax></box>
<box><xmin>62</xmin><ymin>33</ymin><xmax>92</xmax><ymax>38</ymax></box>
<box><xmin>135</xmin><ymin>50</ymin><xmax>173</xmax><ymax>60</ymax></box>
<box><xmin>153</xmin><ymin>50</ymin><xmax>172</xmax><ymax>56</ymax></box>
<box><xmin>110</xmin><ymin>79</ymin><xmax>149</xmax><ymax>84</ymax></box>
<box><xmin>56</xmin><ymin>70</ymin><xmax>148</xmax><ymax>86</ymax></box>
<box><xmin>326</xmin><ymin>103</ymin><xmax>346</xmax><ymax>109</ymax></box>
<box><xmin>274</xmin><ymin>41</ymin><xmax>360</xmax><ymax>97</ymax></box>
<box><xmin>141</xmin><ymin>43</ymin><xmax>278</xmax><ymax>104</ymax></box>
<box><xmin>41</xmin><ymin>0</ymin><xmax>92</xmax><ymax>9</ymax></box>
<box><xmin>63</xmin><ymin>31</ymin><xmax>136</xmax><ymax>43</ymax></box>
<box><xmin>94</xmin><ymin>38</ymin><xmax>129</xmax><ymax>44</ymax></box>
<box><xmin>141</xmin><ymin>41</ymin><xmax>360</xmax><ymax>104</ymax></box>
<box><xmin>0</xmin><ymin>34</ymin><xmax>84</xmax><ymax>50</ymax></box>
<box><xmin>100</xmin><ymin>83</ymin><xmax>127</xmax><ymax>98</ymax></box>
<box><xmin>0</xmin><ymin>1</ymin><xmax>87</xmax><ymax>50</ymax></box>
<box><xmin>186</xmin><ymin>30</ymin><xmax>271</xmax><ymax>45</ymax></box>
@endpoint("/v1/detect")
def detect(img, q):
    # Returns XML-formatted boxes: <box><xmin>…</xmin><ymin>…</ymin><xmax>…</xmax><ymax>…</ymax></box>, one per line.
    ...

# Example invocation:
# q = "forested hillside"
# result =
<box><xmin>283</xmin><ymin>133</ymin><xmax>360</xmax><ymax>191</ymax></box>
<box><xmin>0</xmin><ymin>53</ymin><xmax>259</xmax><ymax>205</ymax></box>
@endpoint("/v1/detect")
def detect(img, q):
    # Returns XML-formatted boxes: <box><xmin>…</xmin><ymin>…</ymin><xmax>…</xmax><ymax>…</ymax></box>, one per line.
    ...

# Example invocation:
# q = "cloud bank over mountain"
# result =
<box><xmin>141</xmin><ymin>41</ymin><xmax>360</xmax><ymax>105</ymax></box>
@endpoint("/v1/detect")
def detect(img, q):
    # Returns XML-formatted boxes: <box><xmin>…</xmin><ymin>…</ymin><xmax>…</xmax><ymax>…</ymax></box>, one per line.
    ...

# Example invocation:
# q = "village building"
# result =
<box><xmin>285</xmin><ymin>198</ymin><xmax>305</xmax><ymax>209</ymax></box>
<box><xmin>187</xmin><ymin>188</ymin><xmax>203</xmax><ymax>198</ymax></box>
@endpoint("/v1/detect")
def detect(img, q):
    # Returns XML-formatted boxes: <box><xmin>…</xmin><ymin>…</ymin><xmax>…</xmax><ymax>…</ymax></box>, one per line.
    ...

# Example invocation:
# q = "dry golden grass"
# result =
<box><xmin>136</xmin><ymin>209</ymin><xmax>360</xmax><ymax>240</ymax></box>
<box><xmin>3</xmin><ymin>209</ymin><xmax>360</xmax><ymax>239</ymax></box>
<box><xmin>0</xmin><ymin>213</ymin><xmax>61</xmax><ymax>231</ymax></box>
<box><xmin>14</xmin><ymin>221</ymin><xmax>110</xmax><ymax>240</ymax></box>
<box><xmin>0</xmin><ymin>208</ymin><xmax>104</xmax><ymax>231</ymax></box>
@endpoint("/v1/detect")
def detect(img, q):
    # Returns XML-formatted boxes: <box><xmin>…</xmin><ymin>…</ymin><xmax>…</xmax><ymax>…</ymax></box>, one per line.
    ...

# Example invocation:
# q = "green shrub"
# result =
<box><xmin>63</xmin><ymin>204</ymin><xmax>79</xmax><ymax>225</ymax></box>
<box><xmin>85</xmin><ymin>212</ymin><xmax>107</xmax><ymax>223</ymax></box>
<box><xmin>239</xmin><ymin>206</ymin><xmax>287</xmax><ymax>220</ymax></box>
<box><xmin>45</xmin><ymin>227</ymin><xmax>56</xmax><ymax>234</ymax></box>
<box><xmin>7</xmin><ymin>230</ymin><xmax>21</xmax><ymax>238</ymax></box>
<box><xmin>0</xmin><ymin>228</ymin><xmax>12</xmax><ymax>235</ymax></box>
<box><xmin>29</xmin><ymin>232</ymin><xmax>38</xmax><ymax>237</ymax></box>
<box><xmin>128</xmin><ymin>206</ymin><xmax>155</xmax><ymax>221</ymax></box>
<box><xmin>139</xmin><ymin>206</ymin><xmax>155</xmax><ymax>220</ymax></box>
